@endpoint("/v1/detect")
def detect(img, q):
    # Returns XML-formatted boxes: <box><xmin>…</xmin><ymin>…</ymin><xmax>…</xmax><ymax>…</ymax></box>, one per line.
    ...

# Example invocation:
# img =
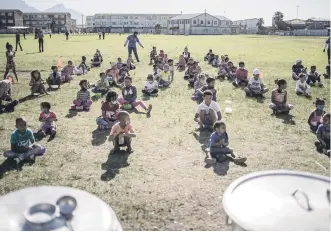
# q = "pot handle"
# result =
<box><xmin>292</xmin><ymin>189</ymin><xmax>312</xmax><ymax>211</ymax></box>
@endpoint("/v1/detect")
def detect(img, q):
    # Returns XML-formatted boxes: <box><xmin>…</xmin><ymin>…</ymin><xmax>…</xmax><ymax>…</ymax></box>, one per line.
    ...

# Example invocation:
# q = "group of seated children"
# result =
<box><xmin>307</xmin><ymin>98</ymin><xmax>330</xmax><ymax>156</ymax></box>
<box><xmin>149</xmin><ymin>47</ymin><xmax>170</xmax><ymax>66</ymax></box>
<box><xmin>193</xmin><ymin>90</ymin><xmax>247</xmax><ymax>164</ymax></box>
<box><xmin>184</xmin><ymin>58</ymin><xmax>202</xmax><ymax>88</ymax></box>
<box><xmin>91</xmin><ymin>49</ymin><xmax>103</xmax><ymax>68</ymax></box>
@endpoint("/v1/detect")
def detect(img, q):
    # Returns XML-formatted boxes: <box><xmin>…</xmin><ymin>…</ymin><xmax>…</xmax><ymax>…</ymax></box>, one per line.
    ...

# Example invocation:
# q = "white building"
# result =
<box><xmin>85</xmin><ymin>13</ymin><xmax>177</xmax><ymax>33</ymax></box>
<box><xmin>232</xmin><ymin>18</ymin><xmax>259</xmax><ymax>34</ymax></box>
<box><xmin>167</xmin><ymin>13</ymin><xmax>239</xmax><ymax>35</ymax></box>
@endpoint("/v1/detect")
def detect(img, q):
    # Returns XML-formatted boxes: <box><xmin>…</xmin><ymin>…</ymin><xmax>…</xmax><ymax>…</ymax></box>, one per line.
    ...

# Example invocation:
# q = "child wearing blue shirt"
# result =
<box><xmin>205</xmin><ymin>121</ymin><xmax>246</xmax><ymax>164</ymax></box>
<box><xmin>3</xmin><ymin>117</ymin><xmax>45</xmax><ymax>163</ymax></box>
<box><xmin>315</xmin><ymin>113</ymin><xmax>330</xmax><ymax>156</ymax></box>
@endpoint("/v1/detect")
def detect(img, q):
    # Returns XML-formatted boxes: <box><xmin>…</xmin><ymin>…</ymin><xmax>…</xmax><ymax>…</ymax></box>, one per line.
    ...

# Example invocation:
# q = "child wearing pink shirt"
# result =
<box><xmin>108</xmin><ymin>111</ymin><xmax>136</xmax><ymax>153</ymax></box>
<box><xmin>61</xmin><ymin>60</ymin><xmax>74</xmax><ymax>83</ymax></box>
<box><xmin>233</xmin><ymin>61</ymin><xmax>248</xmax><ymax>87</ymax></box>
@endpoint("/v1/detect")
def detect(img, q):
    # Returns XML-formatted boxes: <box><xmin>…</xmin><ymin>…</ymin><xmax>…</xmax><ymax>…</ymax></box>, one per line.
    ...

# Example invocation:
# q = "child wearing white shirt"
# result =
<box><xmin>194</xmin><ymin>90</ymin><xmax>222</xmax><ymax>130</ymax></box>
<box><xmin>296</xmin><ymin>73</ymin><xmax>310</xmax><ymax>96</ymax></box>
<box><xmin>142</xmin><ymin>74</ymin><xmax>158</xmax><ymax>96</ymax></box>
<box><xmin>244</xmin><ymin>69</ymin><xmax>268</xmax><ymax>97</ymax></box>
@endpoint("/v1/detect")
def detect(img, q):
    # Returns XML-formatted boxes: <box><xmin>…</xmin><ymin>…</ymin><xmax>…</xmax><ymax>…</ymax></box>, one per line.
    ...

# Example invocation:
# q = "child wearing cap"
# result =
<box><xmin>269</xmin><ymin>79</ymin><xmax>294</xmax><ymax>114</ymax></box>
<box><xmin>292</xmin><ymin>59</ymin><xmax>306</xmax><ymax>80</ymax></box>
<box><xmin>296</xmin><ymin>73</ymin><xmax>311</xmax><ymax>97</ymax></box>
<box><xmin>233</xmin><ymin>61</ymin><xmax>248</xmax><ymax>87</ymax></box>
<box><xmin>108</xmin><ymin>111</ymin><xmax>136</xmax><ymax>153</ymax></box>
<box><xmin>244</xmin><ymin>69</ymin><xmax>268</xmax><ymax>97</ymax></box>
<box><xmin>307</xmin><ymin>65</ymin><xmax>323</xmax><ymax>87</ymax></box>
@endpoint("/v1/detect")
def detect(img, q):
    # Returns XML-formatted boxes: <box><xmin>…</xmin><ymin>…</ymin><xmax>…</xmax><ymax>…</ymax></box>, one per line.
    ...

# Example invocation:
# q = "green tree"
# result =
<box><xmin>272</xmin><ymin>11</ymin><xmax>289</xmax><ymax>30</ymax></box>
<box><xmin>256</xmin><ymin>18</ymin><xmax>265</xmax><ymax>34</ymax></box>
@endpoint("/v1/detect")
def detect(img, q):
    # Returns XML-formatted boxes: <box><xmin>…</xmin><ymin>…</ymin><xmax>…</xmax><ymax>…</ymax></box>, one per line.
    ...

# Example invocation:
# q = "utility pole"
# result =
<box><xmin>296</xmin><ymin>5</ymin><xmax>299</xmax><ymax>19</ymax></box>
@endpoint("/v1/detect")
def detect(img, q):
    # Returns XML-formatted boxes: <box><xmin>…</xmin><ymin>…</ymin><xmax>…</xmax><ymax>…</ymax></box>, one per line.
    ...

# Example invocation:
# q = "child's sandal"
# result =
<box><xmin>232</xmin><ymin>156</ymin><xmax>247</xmax><ymax>163</ymax></box>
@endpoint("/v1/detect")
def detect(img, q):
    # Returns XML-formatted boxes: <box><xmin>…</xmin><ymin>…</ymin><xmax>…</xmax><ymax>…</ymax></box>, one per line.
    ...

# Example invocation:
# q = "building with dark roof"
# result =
<box><xmin>0</xmin><ymin>9</ymin><xmax>24</xmax><ymax>28</ymax></box>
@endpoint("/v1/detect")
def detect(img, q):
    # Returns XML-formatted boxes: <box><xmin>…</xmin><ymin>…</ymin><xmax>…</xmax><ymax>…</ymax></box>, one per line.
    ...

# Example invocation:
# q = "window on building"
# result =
<box><xmin>207</xmin><ymin>20</ymin><xmax>211</xmax><ymax>25</ymax></box>
<box><xmin>0</xmin><ymin>13</ymin><xmax>5</xmax><ymax>16</ymax></box>
<box><xmin>200</xmin><ymin>20</ymin><xmax>204</xmax><ymax>25</ymax></box>
<box><xmin>60</xmin><ymin>15</ymin><xmax>65</xmax><ymax>18</ymax></box>
<box><xmin>1</xmin><ymin>20</ymin><xmax>5</xmax><ymax>24</ymax></box>
<box><xmin>8</xmin><ymin>20</ymin><xmax>14</xmax><ymax>23</ymax></box>
<box><xmin>193</xmin><ymin>20</ymin><xmax>197</xmax><ymax>25</ymax></box>
<box><xmin>112</xmin><ymin>22</ymin><xmax>116</xmax><ymax>25</ymax></box>
<box><xmin>226</xmin><ymin>21</ymin><xmax>229</xmax><ymax>26</ymax></box>
<box><xmin>214</xmin><ymin>21</ymin><xmax>217</xmax><ymax>25</ymax></box>
<box><xmin>8</xmin><ymin>13</ymin><xmax>13</xmax><ymax>16</ymax></box>
<box><xmin>61</xmin><ymin>20</ymin><xmax>65</xmax><ymax>24</ymax></box>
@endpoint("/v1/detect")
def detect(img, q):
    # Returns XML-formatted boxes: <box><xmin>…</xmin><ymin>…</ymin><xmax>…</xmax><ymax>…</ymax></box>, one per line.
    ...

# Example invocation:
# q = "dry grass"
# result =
<box><xmin>0</xmin><ymin>34</ymin><xmax>330</xmax><ymax>230</ymax></box>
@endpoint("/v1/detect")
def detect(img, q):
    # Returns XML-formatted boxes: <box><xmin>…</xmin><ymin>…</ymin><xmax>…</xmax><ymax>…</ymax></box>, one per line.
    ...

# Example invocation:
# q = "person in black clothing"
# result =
<box><xmin>38</xmin><ymin>30</ymin><xmax>44</xmax><ymax>53</ymax></box>
<box><xmin>23</xmin><ymin>31</ymin><xmax>26</xmax><ymax>39</ymax></box>
<box><xmin>323</xmin><ymin>36</ymin><xmax>330</xmax><ymax>64</ymax></box>
<box><xmin>15</xmin><ymin>31</ymin><xmax>23</xmax><ymax>52</ymax></box>
<box><xmin>102</xmin><ymin>31</ymin><xmax>105</xmax><ymax>40</ymax></box>
<box><xmin>65</xmin><ymin>31</ymin><xmax>69</xmax><ymax>40</ymax></box>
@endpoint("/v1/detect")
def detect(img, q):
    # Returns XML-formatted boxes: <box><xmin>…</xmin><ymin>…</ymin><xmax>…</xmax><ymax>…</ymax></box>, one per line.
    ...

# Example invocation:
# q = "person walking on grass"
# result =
<box><xmin>323</xmin><ymin>36</ymin><xmax>330</xmax><ymax>64</ymax></box>
<box><xmin>15</xmin><ymin>31</ymin><xmax>23</xmax><ymax>52</ymax></box>
<box><xmin>124</xmin><ymin>31</ymin><xmax>144</xmax><ymax>62</ymax></box>
<box><xmin>38</xmin><ymin>30</ymin><xmax>44</xmax><ymax>53</ymax></box>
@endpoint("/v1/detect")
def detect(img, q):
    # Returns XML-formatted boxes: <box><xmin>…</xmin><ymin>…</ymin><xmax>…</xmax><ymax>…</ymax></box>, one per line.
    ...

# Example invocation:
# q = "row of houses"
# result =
<box><xmin>0</xmin><ymin>9</ymin><xmax>76</xmax><ymax>32</ymax></box>
<box><xmin>85</xmin><ymin>13</ymin><xmax>261</xmax><ymax>35</ymax></box>
<box><xmin>284</xmin><ymin>18</ymin><xmax>330</xmax><ymax>30</ymax></box>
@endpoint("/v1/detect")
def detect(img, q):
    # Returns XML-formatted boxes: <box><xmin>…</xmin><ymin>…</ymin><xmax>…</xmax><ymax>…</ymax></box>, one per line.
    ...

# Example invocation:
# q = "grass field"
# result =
<box><xmin>0</xmin><ymin>34</ymin><xmax>330</xmax><ymax>230</ymax></box>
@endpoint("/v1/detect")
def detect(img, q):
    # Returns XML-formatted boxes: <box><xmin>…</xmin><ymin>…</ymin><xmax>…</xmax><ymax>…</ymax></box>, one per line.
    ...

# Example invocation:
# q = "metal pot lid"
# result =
<box><xmin>222</xmin><ymin>170</ymin><xmax>330</xmax><ymax>231</ymax></box>
<box><xmin>0</xmin><ymin>186</ymin><xmax>122</xmax><ymax>231</ymax></box>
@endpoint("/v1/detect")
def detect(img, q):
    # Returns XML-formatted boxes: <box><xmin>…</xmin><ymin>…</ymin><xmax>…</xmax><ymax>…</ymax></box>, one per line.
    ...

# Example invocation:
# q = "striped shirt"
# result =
<box><xmin>76</xmin><ymin>89</ymin><xmax>90</xmax><ymax>102</ymax></box>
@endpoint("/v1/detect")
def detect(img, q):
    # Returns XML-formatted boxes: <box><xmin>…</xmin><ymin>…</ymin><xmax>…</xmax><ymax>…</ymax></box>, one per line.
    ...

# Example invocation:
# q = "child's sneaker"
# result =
<box><xmin>205</xmin><ymin>157</ymin><xmax>216</xmax><ymax>165</ymax></box>
<box><xmin>231</xmin><ymin>156</ymin><xmax>247</xmax><ymax>163</ymax></box>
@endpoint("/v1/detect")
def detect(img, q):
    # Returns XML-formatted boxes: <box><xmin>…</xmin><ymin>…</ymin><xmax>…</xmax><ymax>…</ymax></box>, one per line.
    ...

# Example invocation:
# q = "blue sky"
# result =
<box><xmin>25</xmin><ymin>0</ymin><xmax>330</xmax><ymax>26</ymax></box>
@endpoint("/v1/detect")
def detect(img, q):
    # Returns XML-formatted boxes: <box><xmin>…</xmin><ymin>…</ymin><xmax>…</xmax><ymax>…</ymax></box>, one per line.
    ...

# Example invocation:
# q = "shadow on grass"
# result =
<box><xmin>65</xmin><ymin>110</ymin><xmax>78</xmax><ymax>118</ymax></box>
<box><xmin>274</xmin><ymin>113</ymin><xmax>296</xmax><ymax>125</ymax></box>
<box><xmin>192</xmin><ymin>129</ymin><xmax>212</xmax><ymax>150</ymax></box>
<box><xmin>100</xmin><ymin>150</ymin><xmax>131</xmax><ymax>181</ymax></box>
<box><xmin>0</xmin><ymin>158</ymin><xmax>35</xmax><ymax>179</ymax></box>
<box><xmin>205</xmin><ymin>160</ymin><xmax>230</xmax><ymax>176</ymax></box>
<box><xmin>246</xmin><ymin>95</ymin><xmax>266</xmax><ymax>104</ymax></box>
<box><xmin>18</xmin><ymin>95</ymin><xmax>39</xmax><ymax>104</ymax></box>
<box><xmin>91</xmin><ymin>128</ymin><xmax>110</xmax><ymax>146</ymax></box>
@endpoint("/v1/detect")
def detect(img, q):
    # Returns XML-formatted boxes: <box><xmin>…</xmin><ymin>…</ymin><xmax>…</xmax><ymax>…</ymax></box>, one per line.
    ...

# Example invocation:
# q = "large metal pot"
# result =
<box><xmin>222</xmin><ymin>170</ymin><xmax>330</xmax><ymax>231</ymax></box>
<box><xmin>0</xmin><ymin>186</ymin><xmax>122</xmax><ymax>231</ymax></box>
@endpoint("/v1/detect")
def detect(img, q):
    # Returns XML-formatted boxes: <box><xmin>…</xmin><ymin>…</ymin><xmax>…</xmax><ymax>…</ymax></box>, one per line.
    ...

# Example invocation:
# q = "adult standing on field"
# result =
<box><xmin>38</xmin><ymin>30</ymin><xmax>44</xmax><ymax>53</ymax></box>
<box><xmin>323</xmin><ymin>36</ymin><xmax>330</xmax><ymax>64</ymax></box>
<box><xmin>15</xmin><ymin>31</ymin><xmax>23</xmax><ymax>52</ymax></box>
<box><xmin>124</xmin><ymin>31</ymin><xmax>144</xmax><ymax>62</ymax></box>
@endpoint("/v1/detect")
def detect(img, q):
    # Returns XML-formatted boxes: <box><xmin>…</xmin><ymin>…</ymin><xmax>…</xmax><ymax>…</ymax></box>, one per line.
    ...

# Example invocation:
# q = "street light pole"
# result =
<box><xmin>296</xmin><ymin>5</ymin><xmax>299</xmax><ymax>19</ymax></box>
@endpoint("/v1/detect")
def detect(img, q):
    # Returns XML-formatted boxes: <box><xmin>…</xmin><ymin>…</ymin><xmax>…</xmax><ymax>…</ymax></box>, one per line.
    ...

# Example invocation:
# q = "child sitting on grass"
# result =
<box><xmin>116</xmin><ymin>57</ymin><xmax>123</xmax><ymax>69</ymax></box>
<box><xmin>296</xmin><ymin>73</ymin><xmax>310</xmax><ymax>97</ymax></box>
<box><xmin>168</xmin><ymin>59</ymin><xmax>174</xmax><ymax>81</ymax></box>
<box><xmin>194</xmin><ymin>90</ymin><xmax>222</xmax><ymax>130</ymax></box>
<box><xmin>30</xmin><ymin>70</ymin><xmax>49</xmax><ymax>96</ymax></box>
<box><xmin>96</xmin><ymin>90</ymin><xmax>120</xmax><ymax>130</ymax></box>
<box><xmin>0</xmin><ymin>79</ymin><xmax>12</xmax><ymax>105</ymax></box>
<box><xmin>47</xmin><ymin>66</ymin><xmax>62</xmax><ymax>90</ymax></box>
<box><xmin>108</xmin><ymin>111</ymin><xmax>136</xmax><ymax>153</ymax></box>
<box><xmin>149</xmin><ymin>46</ymin><xmax>157</xmax><ymax>65</ymax></box>
<box><xmin>307</xmin><ymin>65</ymin><xmax>323</xmax><ymax>87</ymax></box>
<box><xmin>205</xmin><ymin>121</ymin><xmax>247</xmax><ymax>164</ymax></box>
<box><xmin>292</xmin><ymin>59</ymin><xmax>306</xmax><ymax>80</ymax></box>
<box><xmin>308</xmin><ymin>98</ymin><xmax>326</xmax><ymax>132</ymax></box>
<box><xmin>159</xmin><ymin>64</ymin><xmax>172</xmax><ymax>88</ymax></box>
<box><xmin>218</xmin><ymin>56</ymin><xmax>229</xmax><ymax>79</ymax></box>
<box><xmin>127</xmin><ymin>55</ymin><xmax>136</xmax><ymax>70</ymax></box>
<box><xmin>61</xmin><ymin>61</ymin><xmax>74</xmax><ymax>83</ymax></box>
<box><xmin>91</xmin><ymin>52</ymin><xmax>102</xmax><ymax>68</ymax></box>
<box><xmin>191</xmin><ymin>73</ymin><xmax>206</xmax><ymax>101</ymax></box>
<box><xmin>71</xmin><ymin>79</ymin><xmax>92</xmax><ymax>111</ymax></box>
<box><xmin>142</xmin><ymin>74</ymin><xmax>158</xmax><ymax>96</ymax></box>
<box><xmin>196</xmin><ymin>77</ymin><xmax>217</xmax><ymax>104</ymax></box>
<box><xmin>244</xmin><ymin>69</ymin><xmax>268</xmax><ymax>97</ymax></box>
<box><xmin>315</xmin><ymin>113</ymin><xmax>330</xmax><ymax>156</ymax></box>
<box><xmin>177</xmin><ymin>54</ymin><xmax>186</xmax><ymax>71</ymax></box>
<box><xmin>323</xmin><ymin>64</ymin><xmax>330</xmax><ymax>79</ymax></box>
<box><xmin>118</xmin><ymin>76</ymin><xmax>152</xmax><ymax>116</ymax></box>
<box><xmin>182</xmin><ymin>46</ymin><xmax>191</xmax><ymax>63</ymax></box>
<box><xmin>117</xmin><ymin>68</ymin><xmax>129</xmax><ymax>88</ymax></box>
<box><xmin>92</xmin><ymin>72</ymin><xmax>110</xmax><ymax>95</ymax></box>
<box><xmin>233</xmin><ymin>61</ymin><xmax>248</xmax><ymax>87</ymax></box>
<box><xmin>269</xmin><ymin>79</ymin><xmax>294</xmax><ymax>114</ymax></box>
<box><xmin>3</xmin><ymin>117</ymin><xmax>45</xmax><ymax>164</ymax></box>
<box><xmin>204</xmin><ymin>49</ymin><xmax>213</xmax><ymax>62</ymax></box>
<box><xmin>74</xmin><ymin>56</ymin><xmax>89</xmax><ymax>75</ymax></box>
<box><xmin>38</xmin><ymin>102</ymin><xmax>57</xmax><ymax>139</ymax></box>
<box><xmin>227</xmin><ymin>61</ymin><xmax>237</xmax><ymax>81</ymax></box>
<box><xmin>212</xmin><ymin>55</ymin><xmax>220</xmax><ymax>67</ymax></box>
